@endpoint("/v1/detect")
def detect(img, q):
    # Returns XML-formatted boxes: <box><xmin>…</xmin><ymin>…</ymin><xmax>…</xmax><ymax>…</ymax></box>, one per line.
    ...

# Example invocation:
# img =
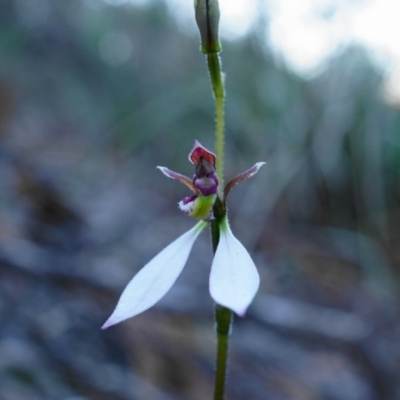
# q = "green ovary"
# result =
<box><xmin>192</xmin><ymin>194</ymin><xmax>217</xmax><ymax>220</ymax></box>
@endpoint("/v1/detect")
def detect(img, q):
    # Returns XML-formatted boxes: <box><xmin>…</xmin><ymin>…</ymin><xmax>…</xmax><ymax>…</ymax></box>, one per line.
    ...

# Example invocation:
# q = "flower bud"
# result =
<box><xmin>194</xmin><ymin>0</ymin><xmax>221</xmax><ymax>54</ymax></box>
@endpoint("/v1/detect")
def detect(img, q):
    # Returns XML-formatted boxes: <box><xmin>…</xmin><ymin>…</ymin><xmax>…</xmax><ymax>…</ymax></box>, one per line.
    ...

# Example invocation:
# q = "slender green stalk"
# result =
<box><xmin>207</xmin><ymin>30</ymin><xmax>229</xmax><ymax>400</ymax></box>
<box><xmin>196</xmin><ymin>2</ymin><xmax>229</xmax><ymax>397</ymax></box>
<box><xmin>211</xmin><ymin>218</ymin><xmax>221</xmax><ymax>253</ymax></box>
<box><xmin>210</xmin><ymin>217</ymin><xmax>233</xmax><ymax>400</ymax></box>
<box><xmin>207</xmin><ymin>53</ymin><xmax>225</xmax><ymax>187</ymax></box>
<box><xmin>213</xmin><ymin>305</ymin><xmax>233</xmax><ymax>400</ymax></box>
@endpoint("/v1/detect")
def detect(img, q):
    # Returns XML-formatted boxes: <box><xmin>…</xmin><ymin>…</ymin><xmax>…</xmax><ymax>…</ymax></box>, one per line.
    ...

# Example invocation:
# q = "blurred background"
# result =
<box><xmin>1</xmin><ymin>0</ymin><xmax>400</xmax><ymax>399</ymax></box>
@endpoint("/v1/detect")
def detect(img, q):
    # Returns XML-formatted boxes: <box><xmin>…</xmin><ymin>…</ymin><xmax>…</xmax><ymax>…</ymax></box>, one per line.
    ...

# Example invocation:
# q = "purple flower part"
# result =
<box><xmin>178</xmin><ymin>195</ymin><xmax>198</xmax><ymax>215</ymax></box>
<box><xmin>157</xmin><ymin>166</ymin><xmax>196</xmax><ymax>193</ymax></box>
<box><xmin>193</xmin><ymin>157</ymin><xmax>219</xmax><ymax>196</ymax></box>
<box><xmin>181</xmin><ymin>195</ymin><xmax>198</xmax><ymax>205</ymax></box>
<box><xmin>223</xmin><ymin>162</ymin><xmax>266</xmax><ymax>202</ymax></box>
<box><xmin>193</xmin><ymin>176</ymin><xmax>219</xmax><ymax>196</ymax></box>
<box><xmin>189</xmin><ymin>140</ymin><xmax>216</xmax><ymax>167</ymax></box>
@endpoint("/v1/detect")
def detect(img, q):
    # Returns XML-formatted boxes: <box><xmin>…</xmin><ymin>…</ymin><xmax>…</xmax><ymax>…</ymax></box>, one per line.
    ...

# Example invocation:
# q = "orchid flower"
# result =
<box><xmin>102</xmin><ymin>141</ymin><xmax>265</xmax><ymax>329</ymax></box>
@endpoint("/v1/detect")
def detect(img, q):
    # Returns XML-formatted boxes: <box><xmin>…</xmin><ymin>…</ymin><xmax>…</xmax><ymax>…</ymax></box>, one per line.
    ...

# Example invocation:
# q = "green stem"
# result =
<box><xmin>211</xmin><ymin>209</ymin><xmax>231</xmax><ymax>400</ymax></box>
<box><xmin>213</xmin><ymin>305</ymin><xmax>233</xmax><ymax>400</ymax></box>
<box><xmin>211</xmin><ymin>218</ymin><xmax>220</xmax><ymax>254</ymax></box>
<box><xmin>207</xmin><ymin>53</ymin><xmax>225</xmax><ymax>186</ymax></box>
<box><xmin>205</xmin><ymin>11</ymin><xmax>229</xmax><ymax>400</ymax></box>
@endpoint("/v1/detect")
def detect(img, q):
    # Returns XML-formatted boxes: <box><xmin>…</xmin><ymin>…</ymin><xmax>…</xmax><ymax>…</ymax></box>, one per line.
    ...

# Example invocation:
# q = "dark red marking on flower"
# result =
<box><xmin>189</xmin><ymin>140</ymin><xmax>216</xmax><ymax>167</ymax></box>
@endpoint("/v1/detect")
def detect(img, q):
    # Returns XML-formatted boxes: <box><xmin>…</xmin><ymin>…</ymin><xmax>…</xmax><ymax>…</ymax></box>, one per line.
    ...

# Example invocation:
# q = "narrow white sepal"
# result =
<box><xmin>102</xmin><ymin>221</ymin><xmax>207</xmax><ymax>329</ymax></box>
<box><xmin>209</xmin><ymin>219</ymin><xmax>260</xmax><ymax>316</ymax></box>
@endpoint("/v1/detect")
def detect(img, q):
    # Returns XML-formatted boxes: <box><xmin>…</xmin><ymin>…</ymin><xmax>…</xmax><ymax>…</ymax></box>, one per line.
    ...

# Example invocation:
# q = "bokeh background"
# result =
<box><xmin>1</xmin><ymin>0</ymin><xmax>400</xmax><ymax>399</ymax></box>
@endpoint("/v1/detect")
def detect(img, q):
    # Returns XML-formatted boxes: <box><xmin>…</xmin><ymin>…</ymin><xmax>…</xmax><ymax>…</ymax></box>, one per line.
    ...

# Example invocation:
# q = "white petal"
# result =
<box><xmin>102</xmin><ymin>221</ymin><xmax>207</xmax><ymax>328</ymax></box>
<box><xmin>209</xmin><ymin>218</ymin><xmax>260</xmax><ymax>316</ymax></box>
